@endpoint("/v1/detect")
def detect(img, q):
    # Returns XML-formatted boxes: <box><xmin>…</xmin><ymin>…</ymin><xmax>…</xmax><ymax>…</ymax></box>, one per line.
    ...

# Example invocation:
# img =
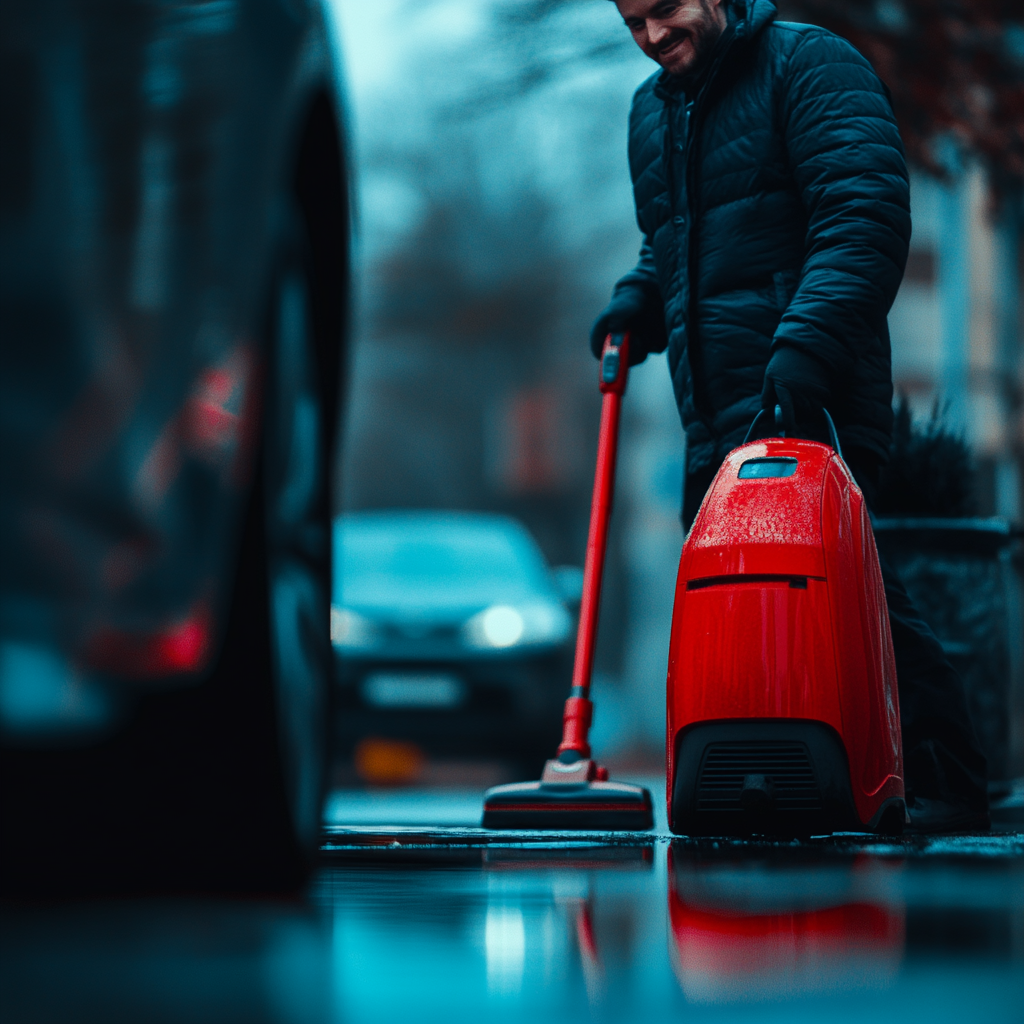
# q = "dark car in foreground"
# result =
<box><xmin>333</xmin><ymin>512</ymin><xmax>581</xmax><ymax>774</ymax></box>
<box><xmin>1</xmin><ymin>0</ymin><xmax>349</xmax><ymax>891</ymax></box>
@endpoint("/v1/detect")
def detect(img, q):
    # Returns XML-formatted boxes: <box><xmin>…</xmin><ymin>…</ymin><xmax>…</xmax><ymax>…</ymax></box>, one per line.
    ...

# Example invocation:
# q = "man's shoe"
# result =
<box><xmin>906</xmin><ymin>797</ymin><xmax>991</xmax><ymax>834</ymax></box>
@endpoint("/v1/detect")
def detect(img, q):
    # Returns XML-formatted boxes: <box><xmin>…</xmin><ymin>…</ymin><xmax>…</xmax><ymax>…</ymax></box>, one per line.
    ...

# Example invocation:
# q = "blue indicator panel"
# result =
<box><xmin>738</xmin><ymin>457</ymin><xmax>798</xmax><ymax>479</ymax></box>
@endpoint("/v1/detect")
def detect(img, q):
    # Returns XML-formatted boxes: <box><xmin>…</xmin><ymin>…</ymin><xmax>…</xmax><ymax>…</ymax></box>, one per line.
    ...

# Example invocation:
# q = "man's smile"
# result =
<box><xmin>657</xmin><ymin>33</ymin><xmax>691</xmax><ymax>63</ymax></box>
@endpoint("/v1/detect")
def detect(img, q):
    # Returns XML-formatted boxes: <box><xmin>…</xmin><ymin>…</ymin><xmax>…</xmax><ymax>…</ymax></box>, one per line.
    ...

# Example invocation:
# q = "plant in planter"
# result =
<box><xmin>872</xmin><ymin>398</ymin><xmax>1022</xmax><ymax>799</ymax></box>
<box><xmin>875</xmin><ymin>398</ymin><xmax>978</xmax><ymax>519</ymax></box>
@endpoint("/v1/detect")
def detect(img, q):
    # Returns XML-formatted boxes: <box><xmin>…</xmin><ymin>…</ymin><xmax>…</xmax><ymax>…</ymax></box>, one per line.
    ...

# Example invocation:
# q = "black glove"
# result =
<box><xmin>590</xmin><ymin>287</ymin><xmax>667</xmax><ymax>366</ymax></box>
<box><xmin>761</xmin><ymin>345</ymin><xmax>832</xmax><ymax>440</ymax></box>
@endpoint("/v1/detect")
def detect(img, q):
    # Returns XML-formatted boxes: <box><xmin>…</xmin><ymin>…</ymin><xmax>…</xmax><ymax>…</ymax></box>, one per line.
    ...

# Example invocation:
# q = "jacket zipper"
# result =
<box><xmin>682</xmin><ymin>95</ymin><xmax>716</xmax><ymax>428</ymax></box>
<box><xmin>679</xmin><ymin>24</ymin><xmax>745</xmax><ymax>435</ymax></box>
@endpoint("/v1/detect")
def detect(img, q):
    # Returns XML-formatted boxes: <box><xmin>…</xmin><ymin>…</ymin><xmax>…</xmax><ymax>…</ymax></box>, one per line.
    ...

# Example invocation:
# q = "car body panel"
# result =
<box><xmin>0</xmin><ymin>0</ymin><xmax>348</xmax><ymax>730</ymax></box>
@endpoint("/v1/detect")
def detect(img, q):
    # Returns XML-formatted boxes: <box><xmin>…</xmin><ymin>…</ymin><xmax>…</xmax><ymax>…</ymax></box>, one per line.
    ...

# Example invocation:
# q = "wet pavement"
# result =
<box><xmin>2</xmin><ymin>783</ymin><xmax>1023</xmax><ymax>1023</ymax></box>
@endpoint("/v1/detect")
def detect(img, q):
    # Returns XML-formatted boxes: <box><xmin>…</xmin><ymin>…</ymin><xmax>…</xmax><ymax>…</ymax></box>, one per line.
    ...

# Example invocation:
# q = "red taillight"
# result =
<box><xmin>84</xmin><ymin>605</ymin><xmax>211</xmax><ymax>679</ymax></box>
<box><xmin>153</xmin><ymin>613</ymin><xmax>209</xmax><ymax>673</ymax></box>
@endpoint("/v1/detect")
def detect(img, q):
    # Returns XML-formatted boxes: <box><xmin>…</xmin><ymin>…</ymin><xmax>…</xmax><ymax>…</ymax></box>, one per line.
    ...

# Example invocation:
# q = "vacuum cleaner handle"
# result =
<box><xmin>743</xmin><ymin>404</ymin><xmax>844</xmax><ymax>461</ymax></box>
<box><xmin>556</xmin><ymin>332</ymin><xmax>629</xmax><ymax>761</ymax></box>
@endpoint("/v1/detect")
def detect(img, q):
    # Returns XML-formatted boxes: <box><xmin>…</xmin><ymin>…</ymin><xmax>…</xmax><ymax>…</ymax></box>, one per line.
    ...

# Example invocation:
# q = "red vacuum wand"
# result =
<box><xmin>557</xmin><ymin>332</ymin><xmax>630</xmax><ymax>765</ymax></box>
<box><xmin>481</xmin><ymin>332</ymin><xmax>652</xmax><ymax>829</ymax></box>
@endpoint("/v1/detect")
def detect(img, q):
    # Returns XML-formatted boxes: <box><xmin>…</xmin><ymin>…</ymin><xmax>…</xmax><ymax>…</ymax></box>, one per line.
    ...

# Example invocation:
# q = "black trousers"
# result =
<box><xmin>682</xmin><ymin>455</ymin><xmax>988</xmax><ymax>809</ymax></box>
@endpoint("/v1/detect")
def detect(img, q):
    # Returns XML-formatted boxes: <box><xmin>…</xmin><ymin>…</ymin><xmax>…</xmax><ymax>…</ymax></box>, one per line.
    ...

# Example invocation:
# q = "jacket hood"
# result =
<box><xmin>738</xmin><ymin>0</ymin><xmax>777</xmax><ymax>38</ymax></box>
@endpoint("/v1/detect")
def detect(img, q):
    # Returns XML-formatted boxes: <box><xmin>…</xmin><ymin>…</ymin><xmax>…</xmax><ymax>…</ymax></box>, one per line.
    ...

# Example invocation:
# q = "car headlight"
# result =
<box><xmin>330</xmin><ymin>606</ymin><xmax>379</xmax><ymax>651</ymax></box>
<box><xmin>462</xmin><ymin>602</ymin><xmax>571</xmax><ymax>651</ymax></box>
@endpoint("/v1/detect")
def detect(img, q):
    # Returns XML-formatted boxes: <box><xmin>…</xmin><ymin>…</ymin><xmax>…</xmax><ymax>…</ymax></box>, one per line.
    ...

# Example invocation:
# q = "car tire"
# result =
<box><xmin>0</xmin><ymin>210</ymin><xmax>337</xmax><ymax>895</ymax></box>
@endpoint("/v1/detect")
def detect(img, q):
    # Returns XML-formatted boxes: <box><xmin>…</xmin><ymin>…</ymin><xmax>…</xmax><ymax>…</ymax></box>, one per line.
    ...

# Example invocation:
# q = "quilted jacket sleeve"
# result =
<box><xmin>615</xmin><ymin>235</ymin><xmax>660</xmax><ymax>301</ymax></box>
<box><xmin>774</xmin><ymin>29</ymin><xmax>911</xmax><ymax>378</ymax></box>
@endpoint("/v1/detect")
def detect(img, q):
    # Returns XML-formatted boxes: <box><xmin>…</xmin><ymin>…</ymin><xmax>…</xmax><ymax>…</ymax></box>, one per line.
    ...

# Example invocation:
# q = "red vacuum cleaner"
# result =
<box><xmin>484</xmin><ymin>331</ymin><xmax>905</xmax><ymax>836</ymax></box>
<box><xmin>667</xmin><ymin>409</ymin><xmax>907</xmax><ymax>836</ymax></box>
<box><xmin>482</xmin><ymin>333</ymin><xmax>654</xmax><ymax>829</ymax></box>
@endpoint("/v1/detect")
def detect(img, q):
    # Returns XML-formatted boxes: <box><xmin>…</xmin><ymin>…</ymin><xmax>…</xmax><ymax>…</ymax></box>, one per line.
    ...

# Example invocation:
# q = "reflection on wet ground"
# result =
<box><xmin>321</xmin><ymin>831</ymin><xmax>1023</xmax><ymax>1023</ymax></box>
<box><xmin>2</xmin><ymin>787</ymin><xmax>1022</xmax><ymax>1023</ymax></box>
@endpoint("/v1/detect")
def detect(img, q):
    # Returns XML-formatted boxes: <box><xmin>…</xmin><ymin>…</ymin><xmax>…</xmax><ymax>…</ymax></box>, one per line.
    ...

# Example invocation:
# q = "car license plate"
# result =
<box><xmin>361</xmin><ymin>672</ymin><xmax>466</xmax><ymax>709</ymax></box>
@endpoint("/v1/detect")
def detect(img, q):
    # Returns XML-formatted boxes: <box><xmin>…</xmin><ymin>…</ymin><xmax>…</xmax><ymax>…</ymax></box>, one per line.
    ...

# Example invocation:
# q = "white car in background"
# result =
<box><xmin>333</xmin><ymin>511</ymin><xmax>582</xmax><ymax>776</ymax></box>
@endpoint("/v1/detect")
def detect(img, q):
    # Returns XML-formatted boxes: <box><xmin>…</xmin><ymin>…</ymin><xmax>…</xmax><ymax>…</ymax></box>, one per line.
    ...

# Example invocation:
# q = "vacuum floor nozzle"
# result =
<box><xmin>482</xmin><ymin>759</ymin><xmax>653</xmax><ymax>830</ymax></box>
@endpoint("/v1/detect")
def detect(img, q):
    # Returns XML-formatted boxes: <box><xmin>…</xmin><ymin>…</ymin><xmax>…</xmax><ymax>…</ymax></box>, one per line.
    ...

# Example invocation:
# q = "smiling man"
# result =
<box><xmin>592</xmin><ymin>0</ymin><xmax>990</xmax><ymax>831</ymax></box>
<box><xmin>619</xmin><ymin>0</ymin><xmax>728</xmax><ymax>76</ymax></box>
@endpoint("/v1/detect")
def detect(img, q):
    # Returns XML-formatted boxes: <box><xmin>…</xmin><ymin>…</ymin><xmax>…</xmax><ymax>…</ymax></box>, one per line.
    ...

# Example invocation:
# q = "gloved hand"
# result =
<box><xmin>761</xmin><ymin>345</ymin><xmax>832</xmax><ymax>439</ymax></box>
<box><xmin>590</xmin><ymin>287</ymin><xmax>667</xmax><ymax>366</ymax></box>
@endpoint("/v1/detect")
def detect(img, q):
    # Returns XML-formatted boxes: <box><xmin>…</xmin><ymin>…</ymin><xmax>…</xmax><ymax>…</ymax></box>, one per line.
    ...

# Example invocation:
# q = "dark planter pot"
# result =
<box><xmin>872</xmin><ymin>518</ymin><xmax>1024</xmax><ymax>795</ymax></box>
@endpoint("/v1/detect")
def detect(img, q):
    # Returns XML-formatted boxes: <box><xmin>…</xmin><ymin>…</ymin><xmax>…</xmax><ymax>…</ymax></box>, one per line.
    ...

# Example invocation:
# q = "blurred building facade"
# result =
<box><xmin>889</xmin><ymin>170</ymin><xmax>1023</xmax><ymax>520</ymax></box>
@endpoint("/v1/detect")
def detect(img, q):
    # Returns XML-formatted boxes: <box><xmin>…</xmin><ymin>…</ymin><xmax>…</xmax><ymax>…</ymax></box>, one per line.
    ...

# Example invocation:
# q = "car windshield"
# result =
<box><xmin>334</xmin><ymin>513</ymin><xmax>554</xmax><ymax>612</ymax></box>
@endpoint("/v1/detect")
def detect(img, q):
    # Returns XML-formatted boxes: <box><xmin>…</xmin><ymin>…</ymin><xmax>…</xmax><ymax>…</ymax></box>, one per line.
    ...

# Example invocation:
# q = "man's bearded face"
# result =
<box><xmin>615</xmin><ymin>0</ymin><xmax>727</xmax><ymax>77</ymax></box>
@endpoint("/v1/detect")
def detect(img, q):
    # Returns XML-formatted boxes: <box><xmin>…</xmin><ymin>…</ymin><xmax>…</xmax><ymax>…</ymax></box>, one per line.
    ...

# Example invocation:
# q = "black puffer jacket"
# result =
<box><xmin>611</xmin><ymin>0</ymin><xmax>910</xmax><ymax>472</ymax></box>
